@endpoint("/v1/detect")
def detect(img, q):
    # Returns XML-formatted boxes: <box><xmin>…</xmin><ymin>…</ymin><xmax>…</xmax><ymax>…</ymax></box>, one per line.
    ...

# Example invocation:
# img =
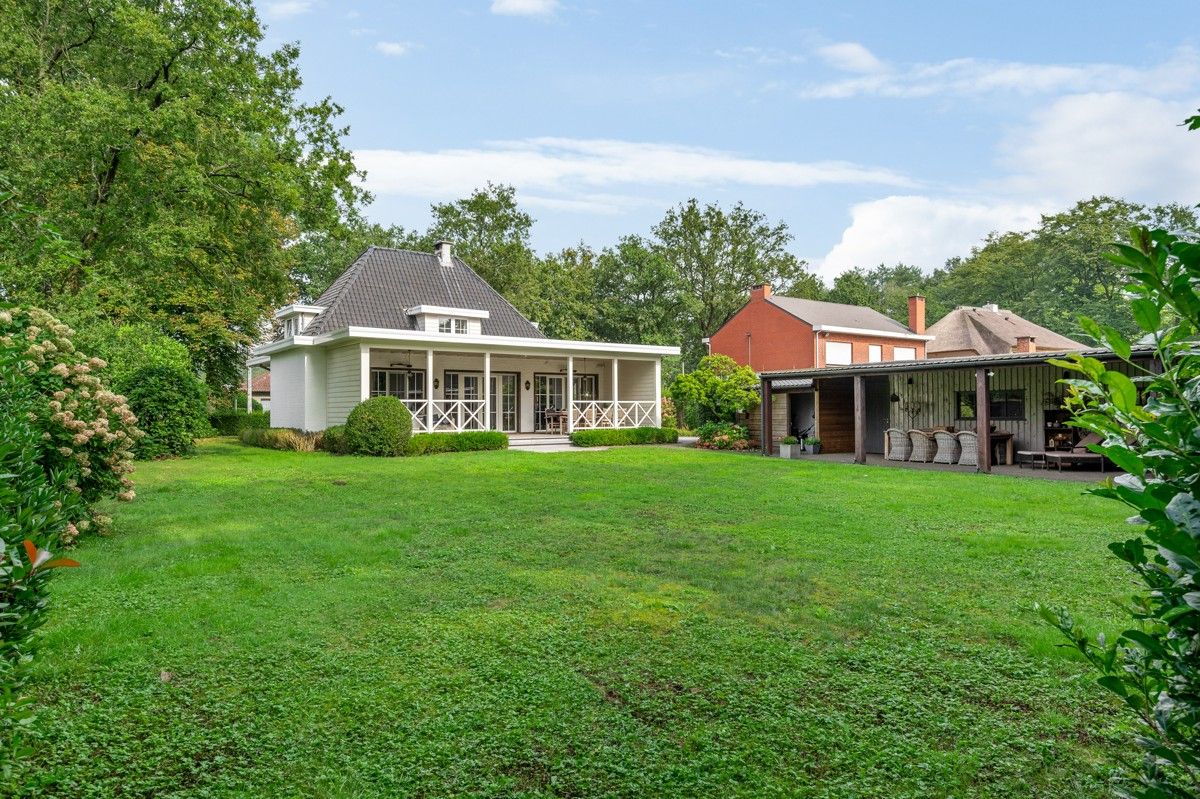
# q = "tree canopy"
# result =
<box><xmin>0</xmin><ymin>0</ymin><xmax>366</xmax><ymax>386</ymax></box>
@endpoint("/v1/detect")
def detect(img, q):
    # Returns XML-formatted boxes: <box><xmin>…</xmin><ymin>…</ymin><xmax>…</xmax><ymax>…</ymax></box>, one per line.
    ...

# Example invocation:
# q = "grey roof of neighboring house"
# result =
<box><xmin>925</xmin><ymin>306</ymin><xmax>1085</xmax><ymax>356</ymax></box>
<box><xmin>301</xmin><ymin>246</ymin><xmax>545</xmax><ymax>339</ymax></box>
<box><xmin>766</xmin><ymin>295</ymin><xmax>913</xmax><ymax>335</ymax></box>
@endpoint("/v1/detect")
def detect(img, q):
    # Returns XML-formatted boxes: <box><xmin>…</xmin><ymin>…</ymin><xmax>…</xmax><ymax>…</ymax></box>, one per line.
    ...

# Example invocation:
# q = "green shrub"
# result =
<box><xmin>780</xmin><ymin>435</ymin><xmax>798</xmax><ymax>445</ymax></box>
<box><xmin>120</xmin><ymin>364</ymin><xmax>210</xmax><ymax>458</ymax></box>
<box><xmin>669</xmin><ymin>354</ymin><xmax>760</xmax><ymax>425</ymax></box>
<box><xmin>695</xmin><ymin>421</ymin><xmax>750</xmax><ymax>451</ymax></box>
<box><xmin>344</xmin><ymin>396</ymin><xmax>412</xmax><ymax>456</ymax></box>
<box><xmin>320</xmin><ymin>424</ymin><xmax>348</xmax><ymax>455</ymax></box>
<box><xmin>0</xmin><ymin>307</ymin><xmax>139</xmax><ymax>526</ymax></box>
<box><xmin>1038</xmin><ymin>226</ymin><xmax>1200</xmax><ymax>798</ymax></box>
<box><xmin>570</xmin><ymin>427</ymin><xmax>678</xmax><ymax>447</ymax></box>
<box><xmin>0</xmin><ymin>323</ymin><xmax>82</xmax><ymax>777</ymax></box>
<box><xmin>406</xmin><ymin>430</ymin><xmax>508</xmax><ymax>456</ymax></box>
<box><xmin>72</xmin><ymin>321</ymin><xmax>193</xmax><ymax>390</ymax></box>
<box><xmin>239</xmin><ymin>427</ymin><xmax>322</xmax><ymax>452</ymax></box>
<box><xmin>209</xmin><ymin>411</ymin><xmax>270</xmax><ymax>436</ymax></box>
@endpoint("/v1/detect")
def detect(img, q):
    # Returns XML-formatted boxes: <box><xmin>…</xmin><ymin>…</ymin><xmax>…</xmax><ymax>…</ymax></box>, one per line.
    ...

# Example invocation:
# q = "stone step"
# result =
<box><xmin>507</xmin><ymin>435</ymin><xmax>573</xmax><ymax>448</ymax></box>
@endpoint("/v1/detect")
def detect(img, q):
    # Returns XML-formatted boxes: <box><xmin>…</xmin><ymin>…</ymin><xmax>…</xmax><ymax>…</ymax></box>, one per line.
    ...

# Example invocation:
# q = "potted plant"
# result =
<box><xmin>779</xmin><ymin>435</ymin><xmax>802</xmax><ymax>459</ymax></box>
<box><xmin>804</xmin><ymin>435</ymin><xmax>822</xmax><ymax>455</ymax></box>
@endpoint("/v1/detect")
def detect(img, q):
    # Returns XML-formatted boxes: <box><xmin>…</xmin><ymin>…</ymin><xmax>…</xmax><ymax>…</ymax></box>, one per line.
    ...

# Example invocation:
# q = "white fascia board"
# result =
<box><xmin>407</xmin><ymin>305</ymin><xmax>490</xmax><ymax>319</ymax></box>
<box><xmin>247</xmin><ymin>355</ymin><xmax>271</xmax><ymax>367</ymax></box>
<box><xmin>252</xmin><ymin>327</ymin><xmax>680</xmax><ymax>358</ymax></box>
<box><xmin>274</xmin><ymin>304</ymin><xmax>326</xmax><ymax>319</ymax></box>
<box><xmin>812</xmin><ymin>324</ymin><xmax>935</xmax><ymax>342</ymax></box>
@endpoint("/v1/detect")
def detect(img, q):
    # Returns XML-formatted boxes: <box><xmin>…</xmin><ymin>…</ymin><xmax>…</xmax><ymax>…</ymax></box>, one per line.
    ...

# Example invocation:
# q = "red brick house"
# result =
<box><xmin>708</xmin><ymin>284</ymin><xmax>933</xmax><ymax>371</ymax></box>
<box><xmin>709</xmin><ymin>285</ymin><xmax>932</xmax><ymax>454</ymax></box>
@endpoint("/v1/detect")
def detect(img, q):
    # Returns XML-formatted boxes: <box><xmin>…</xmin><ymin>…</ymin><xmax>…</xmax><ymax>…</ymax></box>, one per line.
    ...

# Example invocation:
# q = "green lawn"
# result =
<box><xmin>20</xmin><ymin>441</ymin><xmax>1133</xmax><ymax>798</ymax></box>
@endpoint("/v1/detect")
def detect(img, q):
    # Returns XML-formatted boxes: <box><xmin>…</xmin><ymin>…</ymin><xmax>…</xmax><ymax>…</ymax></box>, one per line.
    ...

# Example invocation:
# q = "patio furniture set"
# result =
<box><xmin>885</xmin><ymin>428</ymin><xmax>982</xmax><ymax>467</ymax></box>
<box><xmin>1017</xmin><ymin>432</ymin><xmax>1109</xmax><ymax>472</ymax></box>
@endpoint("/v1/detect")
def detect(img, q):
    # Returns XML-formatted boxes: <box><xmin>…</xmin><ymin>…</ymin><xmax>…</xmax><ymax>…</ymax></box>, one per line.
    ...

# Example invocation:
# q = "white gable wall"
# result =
<box><xmin>268</xmin><ymin>348</ymin><xmax>327</xmax><ymax>431</ymax></box>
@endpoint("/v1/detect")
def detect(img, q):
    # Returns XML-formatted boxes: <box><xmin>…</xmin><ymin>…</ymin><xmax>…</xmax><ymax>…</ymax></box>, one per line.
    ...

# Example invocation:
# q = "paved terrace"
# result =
<box><xmin>801</xmin><ymin>452</ymin><xmax>1115</xmax><ymax>483</ymax></box>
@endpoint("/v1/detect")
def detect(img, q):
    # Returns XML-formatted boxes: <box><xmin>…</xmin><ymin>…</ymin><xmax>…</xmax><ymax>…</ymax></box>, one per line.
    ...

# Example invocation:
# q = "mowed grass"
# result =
<box><xmin>19</xmin><ymin>441</ymin><xmax>1134</xmax><ymax>798</ymax></box>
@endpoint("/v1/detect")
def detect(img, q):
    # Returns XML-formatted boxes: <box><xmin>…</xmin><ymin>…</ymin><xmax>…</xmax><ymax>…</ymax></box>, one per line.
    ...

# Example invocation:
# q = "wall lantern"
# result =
<box><xmin>433</xmin><ymin>377</ymin><xmax>439</xmax><ymax>390</ymax></box>
<box><xmin>889</xmin><ymin>393</ymin><xmax>900</xmax><ymax>403</ymax></box>
<box><xmin>524</xmin><ymin>380</ymin><xmax>531</xmax><ymax>391</ymax></box>
<box><xmin>906</xmin><ymin>377</ymin><xmax>914</xmax><ymax>385</ymax></box>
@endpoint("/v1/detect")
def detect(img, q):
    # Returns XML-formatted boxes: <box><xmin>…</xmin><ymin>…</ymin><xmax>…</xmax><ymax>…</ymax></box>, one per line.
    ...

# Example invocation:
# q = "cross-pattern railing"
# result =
<box><xmin>571</xmin><ymin>400</ymin><xmax>657</xmax><ymax>430</ymax></box>
<box><xmin>403</xmin><ymin>399</ymin><xmax>485</xmax><ymax>432</ymax></box>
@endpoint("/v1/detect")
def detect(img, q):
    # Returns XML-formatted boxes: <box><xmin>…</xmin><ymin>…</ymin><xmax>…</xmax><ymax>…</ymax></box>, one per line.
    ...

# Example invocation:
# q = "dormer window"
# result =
<box><xmin>438</xmin><ymin>317</ymin><xmax>469</xmax><ymax>335</ymax></box>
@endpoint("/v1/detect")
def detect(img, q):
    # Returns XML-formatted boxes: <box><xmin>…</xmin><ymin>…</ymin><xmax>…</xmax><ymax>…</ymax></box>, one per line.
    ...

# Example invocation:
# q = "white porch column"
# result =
<box><xmin>654</xmin><ymin>358</ymin><xmax>662</xmax><ymax>427</ymax></box>
<box><xmin>566</xmin><ymin>355</ymin><xmax>574</xmax><ymax>434</ymax></box>
<box><xmin>359</xmin><ymin>344</ymin><xmax>370</xmax><ymax>401</ymax></box>
<box><xmin>611</xmin><ymin>357</ymin><xmax>620</xmax><ymax>427</ymax></box>
<box><xmin>483</xmin><ymin>351</ymin><xmax>492</xmax><ymax>430</ymax></box>
<box><xmin>246</xmin><ymin>365</ymin><xmax>252</xmax><ymax>413</ymax></box>
<box><xmin>425</xmin><ymin>349</ymin><xmax>435</xmax><ymax>431</ymax></box>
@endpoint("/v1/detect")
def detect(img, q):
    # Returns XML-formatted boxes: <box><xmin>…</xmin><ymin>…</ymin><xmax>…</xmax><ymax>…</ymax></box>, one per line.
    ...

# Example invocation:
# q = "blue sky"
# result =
<box><xmin>257</xmin><ymin>0</ymin><xmax>1200</xmax><ymax>281</ymax></box>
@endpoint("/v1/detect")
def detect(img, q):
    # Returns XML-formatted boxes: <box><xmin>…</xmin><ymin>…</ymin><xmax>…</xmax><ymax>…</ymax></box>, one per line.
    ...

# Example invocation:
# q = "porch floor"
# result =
<box><xmin>797</xmin><ymin>452</ymin><xmax>1116</xmax><ymax>483</ymax></box>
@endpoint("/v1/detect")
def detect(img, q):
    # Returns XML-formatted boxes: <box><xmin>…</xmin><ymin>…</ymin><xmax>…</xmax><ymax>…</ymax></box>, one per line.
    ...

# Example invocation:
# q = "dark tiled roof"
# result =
<box><xmin>302</xmin><ymin>247</ymin><xmax>545</xmax><ymax>339</ymax></box>
<box><xmin>767</xmin><ymin>295</ymin><xmax>914</xmax><ymax>335</ymax></box>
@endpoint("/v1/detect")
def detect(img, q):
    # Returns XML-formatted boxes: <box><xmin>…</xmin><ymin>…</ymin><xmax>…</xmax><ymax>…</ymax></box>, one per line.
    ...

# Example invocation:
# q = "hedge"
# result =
<box><xmin>569</xmin><ymin>427</ymin><xmax>679</xmax><ymax>447</ymax></box>
<box><xmin>406</xmin><ymin>431</ymin><xmax>508</xmax><ymax>456</ymax></box>
<box><xmin>209</xmin><ymin>411</ymin><xmax>270</xmax><ymax>436</ymax></box>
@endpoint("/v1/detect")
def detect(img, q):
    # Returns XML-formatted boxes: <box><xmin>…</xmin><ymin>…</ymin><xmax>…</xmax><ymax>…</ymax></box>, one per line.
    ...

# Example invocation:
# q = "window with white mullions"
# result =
<box><xmin>369</xmin><ymin>369</ymin><xmax>425</xmax><ymax>399</ymax></box>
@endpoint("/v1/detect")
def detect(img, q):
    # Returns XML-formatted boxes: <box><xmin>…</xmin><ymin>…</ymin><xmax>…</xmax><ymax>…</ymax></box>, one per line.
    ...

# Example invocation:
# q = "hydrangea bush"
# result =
<box><xmin>0</xmin><ymin>307</ymin><xmax>140</xmax><ymax>532</ymax></box>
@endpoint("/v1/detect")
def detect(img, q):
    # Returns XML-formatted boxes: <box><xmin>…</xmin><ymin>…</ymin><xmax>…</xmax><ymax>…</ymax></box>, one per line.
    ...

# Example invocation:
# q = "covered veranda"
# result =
<box><xmin>757</xmin><ymin>346</ymin><xmax>1156</xmax><ymax>473</ymax></box>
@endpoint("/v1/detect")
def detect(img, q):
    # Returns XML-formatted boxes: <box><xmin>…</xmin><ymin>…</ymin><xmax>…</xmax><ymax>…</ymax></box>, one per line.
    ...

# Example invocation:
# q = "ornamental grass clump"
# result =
<box><xmin>0</xmin><ymin>307</ymin><xmax>140</xmax><ymax>532</ymax></box>
<box><xmin>1038</xmin><ymin>226</ymin><xmax>1200</xmax><ymax>799</ymax></box>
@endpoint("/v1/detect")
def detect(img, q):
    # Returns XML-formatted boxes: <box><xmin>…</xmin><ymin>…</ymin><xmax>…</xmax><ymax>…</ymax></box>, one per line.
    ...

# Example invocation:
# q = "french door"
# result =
<box><xmin>489</xmin><ymin>373</ymin><xmax>518</xmax><ymax>432</ymax></box>
<box><xmin>443</xmin><ymin>372</ymin><xmax>483</xmax><ymax>430</ymax></box>
<box><xmin>534</xmin><ymin>375</ymin><xmax>564</xmax><ymax>432</ymax></box>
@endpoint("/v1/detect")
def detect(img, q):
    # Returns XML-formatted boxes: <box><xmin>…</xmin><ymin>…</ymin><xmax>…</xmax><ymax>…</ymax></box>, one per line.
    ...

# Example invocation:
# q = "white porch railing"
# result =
<box><xmin>571</xmin><ymin>400</ymin><xmax>657</xmax><ymax>430</ymax></box>
<box><xmin>403</xmin><ymin>399</ymin><xmax>486</xmax><ymax>432</ymax></box>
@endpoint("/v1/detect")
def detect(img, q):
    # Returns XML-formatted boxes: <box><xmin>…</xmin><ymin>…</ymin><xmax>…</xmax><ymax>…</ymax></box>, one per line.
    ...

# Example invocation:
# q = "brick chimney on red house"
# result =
<box><xmin>1015</xmin><ymin>335</ymin><xmax>1036</xmax><ymax>353</ymax></box>
<box><xmin>907</xmin><ymin>295</ymin><xmax>926</xmax><ymax>334</ymax></box>
<box><xmin>751</xmin><ymin>283</ymin><xmax>772</xmax><ymax>302</ymax></box>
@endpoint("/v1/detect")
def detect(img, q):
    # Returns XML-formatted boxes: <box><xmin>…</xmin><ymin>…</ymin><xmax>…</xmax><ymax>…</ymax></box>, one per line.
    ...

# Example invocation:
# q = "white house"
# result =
<box><xmin>249</xmin><ymin>242</ymin><xmax>679</xmax><ymax>434</ymax></box>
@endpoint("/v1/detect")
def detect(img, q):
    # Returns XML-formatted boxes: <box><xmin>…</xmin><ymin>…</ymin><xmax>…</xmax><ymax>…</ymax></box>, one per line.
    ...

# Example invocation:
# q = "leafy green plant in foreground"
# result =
<box><xmin>1039</xmin><ymin>227</ymin><xmax>1200</xmax><ymax>798</ymax></box>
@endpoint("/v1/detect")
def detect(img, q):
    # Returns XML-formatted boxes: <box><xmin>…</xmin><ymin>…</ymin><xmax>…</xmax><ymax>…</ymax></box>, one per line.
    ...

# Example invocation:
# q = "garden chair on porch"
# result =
<box><xmin>955</xmin><ymin>430</ymin><xmax>978</xmax><ymax>467</ymax></box>
<box><xmin>885</xmin><ymin>428</ymin><xmax>911</xmax><ymax>461</ymax></box>
<box><xmin>933</xmin><ymin>430</ymin><xmax>960</xmax><ymax>464</ymax></box>
<box><xmin>908</xmin><ymin>429</ymin><xmax>936</xmax><ymax>462</ymax></box>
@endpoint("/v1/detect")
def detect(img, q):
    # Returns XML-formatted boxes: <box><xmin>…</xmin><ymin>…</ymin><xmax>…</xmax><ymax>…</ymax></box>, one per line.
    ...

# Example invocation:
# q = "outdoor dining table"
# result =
<box><xmin>989</xmin><ymin>431</ymin><xmax>1015</xmax><ymax>465</ymax></box>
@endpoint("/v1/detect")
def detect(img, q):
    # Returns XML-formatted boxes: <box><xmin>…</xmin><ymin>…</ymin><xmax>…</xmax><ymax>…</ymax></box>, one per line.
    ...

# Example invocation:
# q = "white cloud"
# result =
<box><xmin>714</xmin><ymin>46</ymin><xmax>805</xmax><ymax>66</ymax></box>
<box><xmin>814</xmin><ymin>196</ymin><xmax>1044</xmax><ymax>278</ymax></box>
<box><xmin>815</xmin><ymin>42</ymin><xmax>886</xmax><ymax>74</ymax></box>
<box><xmin>374</xmin><ymin>41</ymin><xmax>412</xmax><ymax>57</ymax></box>
<box><xmin>262</xmin><ymin>1</ymin><xmax>313</xmax><ymax>19</ymax></box>
<box><xmin>354</xmin><ymin>137</ymin><xmax>914</xmax><ymax>211</ymax></box>
<box><xmin>1000</xmin><ymin>92</ymin><xmax>1200</xmax><ymax>204</ymax></box>
<box><xmin>801</xmin><ymin>46</ymin><xmax>1200</xmax><ymax>99</ymax></box>
<box><xmin>490</xmin><ymin>0</ymin><xmax>559</xmax><ymax>17</ymax></box>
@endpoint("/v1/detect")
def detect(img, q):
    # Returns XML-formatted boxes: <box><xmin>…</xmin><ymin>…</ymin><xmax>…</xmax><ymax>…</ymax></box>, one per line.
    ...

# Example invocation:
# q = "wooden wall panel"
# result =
<box><xmin>816</xmin><ymin>379</ymin><xmax>855</xmax><ymax>453</ymax></box>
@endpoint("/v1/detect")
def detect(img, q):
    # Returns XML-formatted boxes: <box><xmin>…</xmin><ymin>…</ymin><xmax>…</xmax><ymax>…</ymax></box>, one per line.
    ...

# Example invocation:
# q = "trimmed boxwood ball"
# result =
<box><xmin>344</xmin><ymin>396</ymin><xmax>412</xmax><ymax>456</ymax></box>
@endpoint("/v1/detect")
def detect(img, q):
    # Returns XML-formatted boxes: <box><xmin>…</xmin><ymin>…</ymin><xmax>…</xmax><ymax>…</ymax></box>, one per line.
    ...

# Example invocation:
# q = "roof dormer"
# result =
<box><xmin>275</xmin><ymin>303</ymin><xmax>326</xmax><ymax>338</ymax></box>
<box><xmin>407</xmin><ymin>305</ymin><xmax>489</xmax><ymax>336</ymax></box>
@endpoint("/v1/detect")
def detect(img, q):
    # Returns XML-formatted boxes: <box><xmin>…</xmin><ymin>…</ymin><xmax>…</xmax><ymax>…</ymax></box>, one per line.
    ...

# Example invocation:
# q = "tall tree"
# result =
<box><xmin>929</xmin><ymin>198</ymin><xmax>1199</xmax><ymax>339</ymax></box>
<box><xmin>422</xmin><ymin>183</ymin><xmax>540</xmax><ymax>299</ymax></box>
<box><xmin>652</xmin><ymin>199</ymin><xmax>816</xmax><ymax>366</ymax></box>
<box><xmin>0</xmin><ymin>0</ymin><xmax>366</xmax><ymax>386</ymax></box>
<box><xmin>592</xmin><ymin>235</ymin><xmax>683</xmax><ymax>346</ymax></box>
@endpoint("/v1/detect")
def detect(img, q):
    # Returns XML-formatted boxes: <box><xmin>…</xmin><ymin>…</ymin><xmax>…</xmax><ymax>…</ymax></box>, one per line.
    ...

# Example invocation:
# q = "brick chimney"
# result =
<box><xmin>1015</xmin><ymin>335</ymin><xmax>1036</xmax><ymax>353</ymax></box>
<box><xmin>750</xmin><ymin>283</ymin><xmax>772</xmax><ymax>302</ymax></box>
<box><xmin>907</xmin><ymin>295</ymin><xmax>926</xmax><ymax>334</ymax></box>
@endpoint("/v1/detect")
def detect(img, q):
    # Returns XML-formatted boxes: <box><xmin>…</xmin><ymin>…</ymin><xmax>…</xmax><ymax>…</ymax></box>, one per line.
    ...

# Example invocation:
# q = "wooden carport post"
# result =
<box><xmin>975</xmin><ymin>367</ymin><xmax>992</xmax><ymax>473</ymax></box>
<box><xmin>853</xmin><ymin>375</ymin><xmax>866</xmax><ymax>464</ymax></box>
<box><xmin>761</xmin><ymin>376</ymin><xmax>772</xmax><ymax>456</ymax></box>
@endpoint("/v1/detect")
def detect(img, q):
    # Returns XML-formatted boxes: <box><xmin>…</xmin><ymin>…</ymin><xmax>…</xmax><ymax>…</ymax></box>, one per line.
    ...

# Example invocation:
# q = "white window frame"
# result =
<box><xmin>868</xmin><ymin>344</ymin><xmax>882</xmax><ymax>363</ymax></box>
<box><xmin>825</xmin><ymin>340</ymin><xmax>853</xmax><ymax>365</ymax></box>
<box><xmin>453</xmin><ymin>318</ymin><xmax>468</xmax><ymax>335</ymax></box>
<box><xmin>893</xmin><ymin>346</ymin><xmax>917</xmax><ymax>361</ymax></box>
<box><xmin>437</xmin><ymin>317</ymin><xmax>469</xmax><ymax>335</ymax></box>
<box><xmin>369</xmin><ymin>369</ymin><xmax>425</xmax><ymax>399</ymax></box>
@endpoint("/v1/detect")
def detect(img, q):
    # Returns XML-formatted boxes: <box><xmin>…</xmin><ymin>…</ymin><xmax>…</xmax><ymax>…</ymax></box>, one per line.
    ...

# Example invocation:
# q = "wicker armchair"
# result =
<box><xmin>956</xmin><ymin>430</ymin><xmax>978</xmax><ymax>467</ymax></box>
<box><xmin>908</xmin><ymin>429</ymin><xmax>936</xmax><ymax>462</ymax></box>
<box><xmin>933</xmin><ymin>430</ymin><xmax>960</xmax><ymax>464</ymax></box>
<box><xmin>885</xmin><ymin>428</ymin><xmax>911</xmax><ymax>461</ymax></box>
